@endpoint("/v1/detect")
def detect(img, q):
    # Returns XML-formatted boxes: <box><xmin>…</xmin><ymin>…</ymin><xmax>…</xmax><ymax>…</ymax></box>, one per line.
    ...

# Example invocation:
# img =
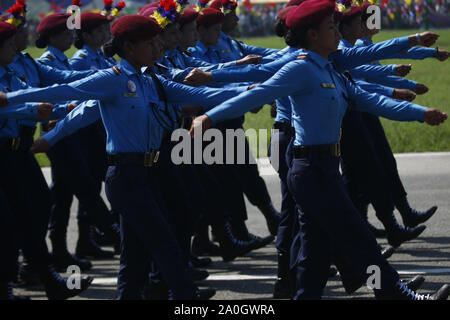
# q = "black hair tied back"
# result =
<box><xmin>284</xmin><ymin>27</ymin><xmax>309</xmax><ymax>48</ymax></box>
<box><xmin>74</xmin><ymin>29</ymin><xmax>84</xmax><ymax>49</ymax></box>
<box><xmin>104</xmin><ymin>36</ymin><xmax>125</xmax><ymax>58</ymax></box>
<box><xmin>35</xmin><ymin>35</ymin><xmax>49</xmax><ymax>49</ymax></box>
<box><xmin>274</xmin><ymin>18</ymin><xmax>287</xmax><ymax>38</ymax></box>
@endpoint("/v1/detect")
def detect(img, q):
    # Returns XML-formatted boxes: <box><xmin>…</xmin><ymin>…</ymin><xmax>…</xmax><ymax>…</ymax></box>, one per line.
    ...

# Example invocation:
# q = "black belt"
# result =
<box><xmin>293</xmin><ymin>143</ymin><xmax>340</xmax><ymax>159</ymax></box>
<box><xmin>107</xmin><ymin>151</ymin><xmax>160</xmax><ymax>167</ymax></box>
<box><xmin>0</xmin><ymin>137</ymin><xmax>21</xmax><ymax>151</ymax></box>
<box><xmin>20</xmin><ymin>125</ymin><xmax>37</xmax><ymax>138</ymax></box>
<box><xmin>273</xmin><ymin>121</ymin><xmax>295</xmax><ymax>136</ymax></box>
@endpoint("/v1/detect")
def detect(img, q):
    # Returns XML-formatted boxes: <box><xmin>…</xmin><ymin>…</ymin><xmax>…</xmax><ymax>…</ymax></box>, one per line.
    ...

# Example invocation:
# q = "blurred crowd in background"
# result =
<box><xmin>1</xmin><ymin>0</ymin><xmax>449</xmax><ymax>40</ymax></box>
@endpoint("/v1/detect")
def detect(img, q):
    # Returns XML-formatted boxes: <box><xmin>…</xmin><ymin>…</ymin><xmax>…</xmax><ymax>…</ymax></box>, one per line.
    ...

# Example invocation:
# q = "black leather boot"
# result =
<box><xmin>396</xmin><ymin>197</ymin><xmax>438</xmax><ymax>228</ymax></box>
<box><xmin>375</xmin><ymin>280</ymin><xmax>449</xmax><ymax>300</ymax></box>
<box><xmin>190</xmin><ymin>251</ymin><xmax>212</xmax><ymax>268</ymax></box>
<box><xmin>50</xmin><ymin>231</ymin><xmax>92</xmax><ymax>272</ymax></box>
<box><xmin>75</xmin><ymin>219</ymin><xmax>114</xmax><ymax>259</ymax></box>
<box><xmin>40</xmin><ymin>264</ymin><xmax>93</xmax><ymax>300</ymax></box>
<box><xmin>192</xmin><ymin>225</ymin><xmax>221</xmax><ymax>257</ymax></box>
<box><xmin>273</xmin><ymin>252</ymin><xmax>291</xmax><ymax>299</ymax></box>
<box><xmin>212</xmin><ymin>222</ymin><xmax>257</xmax><ymax>262</ymax></box>
<box><xmin>256</xmin><ymin>202</ymin><xmax>281</xmax><ymax>236</ymax></box>
<box><xmin>403</xmin><ymin>275</ymin><xmax>425</xmax><ymax>291</ymax></box>
<box><xmin>381</xmin><ymin>213</ymin><xmax>426</xmax><ymax>248</ymax></box>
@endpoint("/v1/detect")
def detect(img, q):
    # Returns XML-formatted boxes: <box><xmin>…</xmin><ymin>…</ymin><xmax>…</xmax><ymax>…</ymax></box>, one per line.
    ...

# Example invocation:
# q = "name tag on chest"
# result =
<box><xmin>321</xmin><ymin>83</ymin><xmax>335</xmax><ymax>89</ymax></box>
<box><xmin>123</xmin><ymin>93</ymin><xmax>139</xmax><ymax>98</ymax></box>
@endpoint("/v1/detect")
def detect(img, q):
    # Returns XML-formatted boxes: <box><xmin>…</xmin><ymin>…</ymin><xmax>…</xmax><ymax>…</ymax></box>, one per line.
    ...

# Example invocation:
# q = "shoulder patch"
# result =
<box><xmin>79</xmin><ymin>54</ymin><xmax>87</xmax><ymax>58</ymax></box>
<box><xmin>46</xmin><ymin>54</ymin><xmax>55</xmax><ymax>61</ymax></box>
<box><xmin>112</xmin><ymin>66</ymin><xmax>121</xmax><ymax>75</ymax></box>
<box><xmin>296</xmin><ymin>55</ymin><xmax>307</xmax><ymax>60</ymax></box>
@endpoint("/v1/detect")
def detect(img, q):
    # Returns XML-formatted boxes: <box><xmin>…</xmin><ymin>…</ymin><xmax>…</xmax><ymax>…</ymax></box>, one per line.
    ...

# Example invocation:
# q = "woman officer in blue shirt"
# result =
<box><xmin>0</xmin><ymin>19</ymin><xmax>93</xmax><ymax>300</ymax></box>
<box><xmin>189</xmin><ymin>0</ymin><xmax>449</xmax><ymax>300</ymax></box>
<box><xmin>36</xmin><ymin>12</ymin><xmax>122</xmax><ymax>262</ymax></box>
<box><xmin>69</xmin><ymin>8</ymin><xmax>122</xmax><ymax>261</ymax></box>
<box><xmin>1</xmin><ymin>14</ymin><xmax>256</xmax><ymax>300</ymax></box>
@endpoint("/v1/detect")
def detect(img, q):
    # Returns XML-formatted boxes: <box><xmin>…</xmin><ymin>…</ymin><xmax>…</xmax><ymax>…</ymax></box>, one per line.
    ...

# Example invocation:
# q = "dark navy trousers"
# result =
<box><xmin>340</xmin><ymin>110</ymin><xmax>395</xmax><ymax>217</ymax></box>
<box><xmin>105</xmin><ymin>164</ymin><xmax>196</xmax><ymax>299</ymax></box>
<box><xmin>46</xmin><ymin>132</ymin><xmax>115</xmax><ymax>238</ymax></box>
<box><xmin>0</xmin><ymin>188</ymin><xmax>19</xmax><ymax>282</ymax></box>
<box><xmin>287</xmin><ymin>157</ymin><xmax>399</xmax><ymax>299</ymax></box>
<box><xmin>361</xmin><ymin>113</ymin><xmax>407</xmax><ymax>203</ymax></box>
<box><xmin>0</xmin><ymin>148</ymin><xmax>52</xmax><ymax>271</ymax></box>
<box><xmin>268</xmin><ymin>124</ymin><xmax>297</xmax><ymax>257</ymax></box>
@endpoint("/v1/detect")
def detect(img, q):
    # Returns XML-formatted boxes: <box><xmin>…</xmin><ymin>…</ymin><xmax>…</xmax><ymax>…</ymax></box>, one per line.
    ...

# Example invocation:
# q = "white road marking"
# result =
<box><xmin>91</xmin><ymin>268</ymin><xmax>450</xmax><ymax>286</ymax></box>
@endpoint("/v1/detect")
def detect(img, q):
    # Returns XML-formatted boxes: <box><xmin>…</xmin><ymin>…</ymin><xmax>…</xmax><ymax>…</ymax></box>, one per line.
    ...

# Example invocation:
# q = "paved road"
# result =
<box><xmin>13</xmin><ymin>153</ymin><xmax>450</xmax><ymax>300</ymax></box>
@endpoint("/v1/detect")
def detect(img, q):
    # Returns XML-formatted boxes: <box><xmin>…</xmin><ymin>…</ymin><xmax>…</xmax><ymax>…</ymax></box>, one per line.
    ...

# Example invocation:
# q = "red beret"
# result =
<box><xmin>209</xmin><ymin>0</ymin><xmax>238</xmax><ymax>12</ymax></box>
<box><xmin>178</xmin><ymin>9</ymin><xmax>198</xmax><ymax>27</ymax></box>
<box><xmin>80</xmin><ymin>12</ymin><xmax>109</xmax><ymax>32</ymax></box>
<box><xmin>340</xmin><ymin>6</ymin><xmax>362</xmax><ymax>23</ymax></box>
<box><xmin>0</xmin><ymin>21</ymin><xmax>17</xmax><ymax>41</ymax></box>
<box><xmin>285</xmin><ymin>0</ymin><xmax>307</xmax><ymax>8</ymax></box>
<box><xmin>138</xmin><ymin>2</ymin><xmax>160</xmax><ymax>14</ymax></box>
<box><xmin>277</xmin><ymin>6</ymin><xmax>295</xmax><ymax>22</ymax></box>
<box><xmin>37</xmin><ymin>13</ymin><xmax>70</xmax><ymax>37</ymax></box>
<box><xmin>111</xmin><ymin>15</ymin><xmax>162</xmax><ymax>42</ymax></box>
<box><xmin>196</xmin><ymin>8</ymin><xmax>224</xmax><ymax>28</ymax></box>
<box><xmin>140</xmin><ymin>6</ymin><xmax>157</xmax><ymax>18</ymax></box>
<box><xmin>286</xmin><ymin>0</ymin><xmax>335</xmax><ymax>29</ymax></box>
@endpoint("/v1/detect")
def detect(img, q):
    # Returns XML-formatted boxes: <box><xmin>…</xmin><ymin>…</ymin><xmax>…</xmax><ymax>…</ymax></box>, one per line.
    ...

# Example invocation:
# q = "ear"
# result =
<box><xmin>123</xmin><ymin>40</ymin><xmax>135</xmax><ymax>56</ymax></box>
<box><xmin>307</xmin><ymin>28</ymin><xmax>319</xmax><ymax>42</ymax></box>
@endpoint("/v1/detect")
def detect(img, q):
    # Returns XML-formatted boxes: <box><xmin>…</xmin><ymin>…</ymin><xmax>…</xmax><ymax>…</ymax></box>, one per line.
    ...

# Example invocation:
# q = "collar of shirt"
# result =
<box><xmin>339</xmin><ymin>39</ymin><xmax>353</xmax><ymax>49</ymax></box>
<box><xmin>47</xmin><ymin>46</ymin><xmax>69</xmax><ymax>63</ymax></box>
<box><xmin>81</xmin><ymin>45</ymin><xmax>99</xmax><ymax>59</ymax></box>
<box><xmin>119</xmin><ymin>58</ymin><xmax>140</xmax><ymax>77</ymax></box>
<box><xmin>220</xmin><ymin>31</ymin><xmax>232</xmax><ymax>43</ymax></box>
<box><xmin>300</xmin><ymin>49</ymin><xmax>331</xmax><ymax>70</ymax></box>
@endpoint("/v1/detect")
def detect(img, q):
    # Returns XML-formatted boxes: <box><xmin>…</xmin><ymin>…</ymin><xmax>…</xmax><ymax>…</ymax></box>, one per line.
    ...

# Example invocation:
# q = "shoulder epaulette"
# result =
<box><xmin>79</xmin><ymin>53</ymin><xmax>87</xmax><ymax>58</ymax></box>
<box><xmin>45</xmin><ymin>54</ymin><xmax>55</xmax><ymax>61</ymax></box>
<box><xmin>112</xmin><ymin>66</ymin><xmax>121</xmax><ymax>75</ymax></box>
<box><xmin>296</xmin><ymin>55</ymin><xmax>307</xmax><ymax>60</ymax></box>
<box><xmin>184</xmin><ymin>50</ymin><xmax>193</xmax><ymax>56</ymax></box>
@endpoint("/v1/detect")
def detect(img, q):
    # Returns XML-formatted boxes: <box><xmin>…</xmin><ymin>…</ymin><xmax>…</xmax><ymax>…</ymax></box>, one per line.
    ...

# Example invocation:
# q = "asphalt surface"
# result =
<box><xmin>12</xmin><ymin>152</ymin><xmax>450</xmax><ymax>300</ymax></box>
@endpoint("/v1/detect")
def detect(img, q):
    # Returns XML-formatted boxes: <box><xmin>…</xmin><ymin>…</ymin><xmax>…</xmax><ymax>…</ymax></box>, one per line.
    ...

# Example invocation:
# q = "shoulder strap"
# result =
<box><xmin>145</xmin><ymin>69</ymin><xmax>177</xmax><ymax>131</ymax></box>
<box><xmin>232</xmin><ymin>38</ymin><xmax>245</xmax><ymax>56</ymax></box>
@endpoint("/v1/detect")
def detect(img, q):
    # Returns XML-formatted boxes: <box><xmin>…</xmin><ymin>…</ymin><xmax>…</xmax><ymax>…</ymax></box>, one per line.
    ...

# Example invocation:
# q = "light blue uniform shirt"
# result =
<box><xmin>338</xmin><ymin>39</ymin><xmax>395</xmax><ymax>97</ymax></box>
<box><xmin>0</xmin><ymin>66</ymin><xmax>40</xmax><ymax>138</ymax></box>
<box><xmin>70</xmin><ymin>45</ymin><xmax>116</xmax><ymax>71</ymax></box>
<box><xmin>354</xmin><ymin>37</ymin><xmax>435</xmax><ymax>90</ymax></box>
<box><xmin>156</xmin><ymin>48</ymin><xmax>237</xmax><ymax>83</ymax></box>
<box><xmin>9</xmin><ymin>52</ymin><xmax>97</xmax><ymax>125</ymax></box>
<box><xmin>205</xmin><ymin>50</ymin><xmax>426</xmax><ymax>147</ymax></box>
<box><xmin>213</xmin><ymin>31</ymin><xmax>278</xmax><ymax>62</ymax></box>
<box><xmin>210</xmin><ymin>36</ymin><xmax>412</xmax><ymax>82</ymax></box>
<box><xmin>6</xmin><ymin>59</ymin><xmax>247</xmax><ymax>153</ymax></box>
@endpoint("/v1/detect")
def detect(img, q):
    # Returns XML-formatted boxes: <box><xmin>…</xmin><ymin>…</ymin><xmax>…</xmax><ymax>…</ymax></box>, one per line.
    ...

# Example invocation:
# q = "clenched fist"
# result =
<box><xmin>424</xmin><ymin>108</ymin><xmax>447</xmax><ymax>126</ymax></box>
<box><xmin>395</xmin><ymin>64</ymin><xmax>412</xmax><ymax>77</ymax></box>
<box><xmin>236</xmin><ymin>54</ymin><xmax>263</xmax><ymax>66</ymax></box>
<box><xmin>30</xmin><ymin>136</ymin><xmax>51</xmax><ymax>154</ymax></box>
<box><xmin>183</xmin><ymin>68</ymin><xmax>213</xmax><ymax>87</ymax></box>
<box><xmin>392</xmin><ymin>89</ymin><xmax>416</xmax><ymax>102</ymax></box>
<box><xmin>413</xmin><ymin>83</ymin><xmax>429</xmax><ymax>95</ymax></box>
<box><xmin>38</xmin><ymin>103</ymin><xmax>55</xmax><ymax>120</ymax></box>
